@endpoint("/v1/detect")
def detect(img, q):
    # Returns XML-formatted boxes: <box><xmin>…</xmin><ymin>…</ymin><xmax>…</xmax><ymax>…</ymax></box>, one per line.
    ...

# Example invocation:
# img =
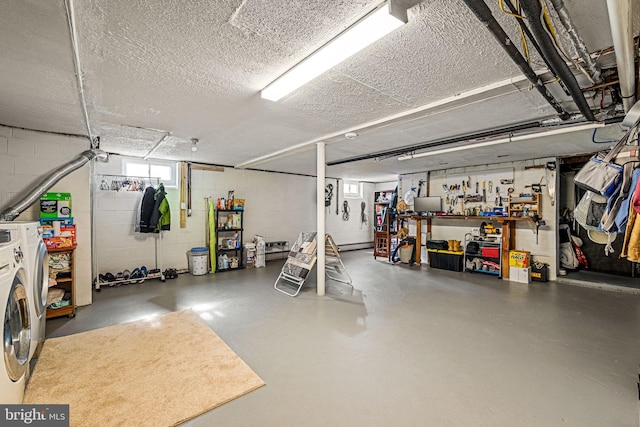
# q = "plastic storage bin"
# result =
<box><xmin>427</xmin><ymin>250</ymin><xmax>463</xmax><ymax>272</ymax></box>
<box><xmin>187</xmin><ymin>247</ymin><xmax>209</xmax><ymax>275</ymax></box>
<box><xmin>481</xmin><ymin>247</ymin><xmax>500</xmax><ymax>258</ymax></box>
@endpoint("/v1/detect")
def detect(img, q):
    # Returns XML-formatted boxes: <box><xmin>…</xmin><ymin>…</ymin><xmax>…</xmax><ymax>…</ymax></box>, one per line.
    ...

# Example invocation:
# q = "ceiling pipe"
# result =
<box><xmin>327</xmin><ymin>115</ymin><xmax>625</xmax><ymax>167</ymax></box>
<box><xmin>502</xmin><ymin>0</ymin><xmax>568</xmax><ymax>94</ymax></box>
<box><xmin>518</xmin><ymin>1</ymin><xmax>595</xmax><ymax>121</ymax></box>
<box><xmin>64</xmin><ymin>0</ymin><xmax>96</xmax><ymax>147</ymax></box>
<box><xmin>0</xmin><ymin>150</ymin><xmax>107</xmax><ymax>221</ymax></box>
<box><xmin>549</xmin><ymin>0</ymin><xmax>602</xmax><ymax>84</ymax></box>
<box><xmin>461</xmin><ymin>0</ymin><xmax>571</xmax><ymax>120</ymax></box>
<box><xmin>397</xmin><ymin>122</ymin><xmax>606</xmax><ymax>162</ymax></box>
<box><xmin>143</xmin><ymin>132</ymin><xmax>171</xmax><ymax>160</ymax></box>
<box><xmin>326</xmin><ymin>121</ymin><xmax>543</xmax><ymax>166</ymax></box>
<box><xmin>606</xmin><ymin>0</ymin><xmax>636</xmax><ymax>112</ymax></box>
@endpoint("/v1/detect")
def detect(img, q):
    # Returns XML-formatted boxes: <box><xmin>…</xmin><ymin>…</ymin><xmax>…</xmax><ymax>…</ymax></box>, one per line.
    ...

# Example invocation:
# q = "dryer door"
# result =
<box><xmin>4</xmin><ymin>273</ymin><xmax>30</xmax><ymax>381</ymax></box>
<box><xmin>33</xmin><ymin>241</ymin><xmax>48</xmax><ymax>317</ymax></box>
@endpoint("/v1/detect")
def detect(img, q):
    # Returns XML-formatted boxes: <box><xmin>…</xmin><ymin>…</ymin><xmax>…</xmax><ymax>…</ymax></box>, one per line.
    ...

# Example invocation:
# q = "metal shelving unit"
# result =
<box><xmin>463</xmin><ymin>232</ymin><xmax>502</xmax><ymax>277</ymax></box>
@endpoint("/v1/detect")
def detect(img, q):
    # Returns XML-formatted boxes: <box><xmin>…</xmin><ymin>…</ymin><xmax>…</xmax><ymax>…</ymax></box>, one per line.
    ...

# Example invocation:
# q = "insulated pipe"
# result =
<box><xmin>518</xmin><ymin>1</ymin><xmax>595</xmax><ymax>121</ymax></box>
<box><xmin>503</xmin><ymin>0</ymin><xmax>568</xmax><ymax>92</ymax></box>
<box><xmin>461</xmin><ymin>0</ymin><xmax>571</xmax><ymax>120</ymax></box>
<box><xmin>606</xmin><ymin>0</ymin><xmax>636</xmax><ymax>112</ymax></box>
<box><xmin>0</xmin><ymin>150</ymin><xmax>107</xmax><ymax>221</ymax></box>
<box><xmin>549</xmin><ymin>0</ymin><xmax>602</xmax><ymax>84</ymax></box>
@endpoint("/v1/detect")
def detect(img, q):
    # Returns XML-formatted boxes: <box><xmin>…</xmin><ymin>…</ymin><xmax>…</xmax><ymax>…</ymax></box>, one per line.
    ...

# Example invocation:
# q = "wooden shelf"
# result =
<box><xmin>507</xmin><ymin>193</ymin><xmax>541</xmax><ymax>218</ymax></box>
<box><xmin>46</xmin><ymin>246</ymin><xmax>76</xmax><ymax>319</ymax></box>
<box><xmin>374</xmin><ymin>190</ymin><xmax>398</xmax><ymax>260</ymax></box>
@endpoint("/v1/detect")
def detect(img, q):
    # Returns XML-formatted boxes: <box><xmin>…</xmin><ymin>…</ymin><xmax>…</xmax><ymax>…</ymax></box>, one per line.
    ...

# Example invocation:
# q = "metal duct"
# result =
<box><xmin>518</xmin><ymin>1</ymin><xmax>595</xmax><ymax>121</ymax></box>
<box><xmin>0</xmin><ymin>150</ymin><xmax>107</xmax><ymax>221</ymax></box>
<box><xmin>549</xmin><ymin>0</ymin><xmax>603</xmax><ymax>84</ymax></box>
<box><xmin>606</xmin><ymin>0</ymin><xmax>636</xmax><ymax>112</ymax></box>
<box><xmin>461</xmin><ymin>0</ymin><xmax>571</xmax><ymax>120</ymax></box>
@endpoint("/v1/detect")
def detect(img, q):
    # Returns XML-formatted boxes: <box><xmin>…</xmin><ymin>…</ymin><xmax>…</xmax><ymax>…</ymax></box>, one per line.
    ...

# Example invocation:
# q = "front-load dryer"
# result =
<box><xmin>0</xmin><ymin>229</ymin><xmax>31</xmax><ymax>403</ymax></box>
<box><xmin>0</xmin><ymin>222</ymin><xmax>47</xmax><ymax>363</ymax></box>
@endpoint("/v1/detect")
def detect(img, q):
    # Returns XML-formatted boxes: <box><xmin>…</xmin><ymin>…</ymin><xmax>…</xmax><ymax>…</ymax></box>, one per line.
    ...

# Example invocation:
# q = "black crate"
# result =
<box><xmin>428</xmin><ymin>250</ymin><xmax>463</xmax><ymax>272</ymax></box>
<box><xmin>531</xmin><ymin>262</ymin><xmax>549</xmax><ymax>282</ymax></box>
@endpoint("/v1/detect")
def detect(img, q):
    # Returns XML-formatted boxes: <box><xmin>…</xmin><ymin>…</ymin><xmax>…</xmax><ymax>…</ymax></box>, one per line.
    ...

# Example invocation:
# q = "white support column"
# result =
<box><xmin>316</xmin><ymin>142</ymin><xmax>326</xmax><ymax>296</ymax></box>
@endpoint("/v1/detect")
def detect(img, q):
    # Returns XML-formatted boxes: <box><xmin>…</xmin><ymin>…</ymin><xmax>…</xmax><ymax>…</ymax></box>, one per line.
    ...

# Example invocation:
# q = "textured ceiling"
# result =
<box><xmin>0</xmin><ymin>0</ymin><xmax>638</xmax><ymax>182</ymax></box>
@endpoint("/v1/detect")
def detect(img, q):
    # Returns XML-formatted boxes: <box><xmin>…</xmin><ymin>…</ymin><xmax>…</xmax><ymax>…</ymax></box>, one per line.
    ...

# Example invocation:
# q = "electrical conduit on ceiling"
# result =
<box><xmin>606</xmin><ymin>0</ymin><xmax>636</xmax><ymax>112</ymax></box>
<box><xmin>460</xmin><ymin>0</ymin><xmax>571</xmax><ymax>120</ymax></box>
<box><xmin>396</xmin><ymin>122</ymin><xmax>606</xmax><ymax>161</ymax></box>
<box><xmin>64</xmin><ymin>0</ymin><xmax>96</xmax><ymax>146</ymax></box>
<box><xmin>517</xmin><ymin>1</ymin><xmax>595</xmax><ymax>121</ymax></box>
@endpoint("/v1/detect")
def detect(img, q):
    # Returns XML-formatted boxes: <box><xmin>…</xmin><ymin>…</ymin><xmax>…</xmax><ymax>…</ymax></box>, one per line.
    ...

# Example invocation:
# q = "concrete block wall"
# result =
<box><xmin>94</xmin><ymin>155</ymin><xmax>375</xmax><ymax>275</ymax></box>
<box><xmin>0</xmin><ymin>125</ymin><xmax>92</xmax><ymax>305</ymax></box>
<box><xmin>399</xmin><ymin>158</ymin><xmax>558</xmax><ymax>280</ymax></box>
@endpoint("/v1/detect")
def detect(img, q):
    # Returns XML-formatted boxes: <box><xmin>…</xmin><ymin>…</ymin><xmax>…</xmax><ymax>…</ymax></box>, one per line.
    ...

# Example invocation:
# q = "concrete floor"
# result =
<box><xmin>45</xmin><ymin>250</ymin><xmax>640</xmax><ymax>426</ymax></box>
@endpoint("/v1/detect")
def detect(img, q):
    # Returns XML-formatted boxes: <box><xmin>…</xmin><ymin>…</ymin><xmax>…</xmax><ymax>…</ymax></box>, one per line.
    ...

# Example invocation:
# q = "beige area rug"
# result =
<box><xmin>24</xmin><ymin>310</ymin><xmax>265</xmax><ymax>426</ymax></box>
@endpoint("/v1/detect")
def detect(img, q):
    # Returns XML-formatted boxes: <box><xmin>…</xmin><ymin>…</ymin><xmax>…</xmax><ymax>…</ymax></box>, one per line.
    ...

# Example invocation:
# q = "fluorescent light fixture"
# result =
<box><xmin>261</xmin><ymin>1</ymin><xmax>407</xmax><ymax>102</ymax></box>
<box><xmin>397</xmin><ymin>122</ymin><xmax>606</xmax><ymax>161</ymax></box>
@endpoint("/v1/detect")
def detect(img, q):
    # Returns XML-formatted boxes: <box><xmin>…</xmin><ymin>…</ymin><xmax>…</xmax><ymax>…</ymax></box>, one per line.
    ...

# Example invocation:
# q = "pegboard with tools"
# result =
<box><xmin>434</xmin><ymin>168</ymin><xmax>514</xmax><ymax>215</ymax></box>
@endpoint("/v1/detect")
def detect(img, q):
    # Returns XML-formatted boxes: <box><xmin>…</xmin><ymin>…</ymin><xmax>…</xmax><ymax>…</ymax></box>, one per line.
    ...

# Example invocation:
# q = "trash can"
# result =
<box><xmin>399</xmin><ymin>244</ymin><xmax>414</xmax><ymax>264</ymax></box>
<box><xmin>187</xmin><ymin>247</ymin><xmax>209</xmax><ymax>275</ymax></box>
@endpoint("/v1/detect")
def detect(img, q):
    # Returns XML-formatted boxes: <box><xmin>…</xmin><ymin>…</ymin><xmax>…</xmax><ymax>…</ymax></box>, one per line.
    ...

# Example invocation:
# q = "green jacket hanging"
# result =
<box><xmin>150</xmin><ymin>183</ymin><xmax>171</xmax><ymax>232</ymax></box>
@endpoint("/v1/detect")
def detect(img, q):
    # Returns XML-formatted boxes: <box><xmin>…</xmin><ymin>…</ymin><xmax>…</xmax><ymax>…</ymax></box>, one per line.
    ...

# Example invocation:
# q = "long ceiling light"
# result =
<box><xmin>397</xmin><ymin>122</ymin><xmax>606</xmax><ymax>161</ymax></box>
<box><xmin>261</xmin><ymin>1</ymin><xmax>408</xmax><ymax>102</ymax></box>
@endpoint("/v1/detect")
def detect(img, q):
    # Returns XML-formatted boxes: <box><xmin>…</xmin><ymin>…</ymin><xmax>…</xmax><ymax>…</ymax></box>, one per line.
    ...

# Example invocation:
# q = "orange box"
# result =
<box><xmin>509</xmin><ymin>250</ymin><xmax>530</xmax><ymax>268</ymax></box>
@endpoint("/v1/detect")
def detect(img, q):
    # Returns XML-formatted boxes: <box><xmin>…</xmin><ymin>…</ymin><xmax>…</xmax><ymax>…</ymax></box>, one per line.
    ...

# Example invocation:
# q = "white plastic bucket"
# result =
<box><xmin>187</xmin><ymin>247</ymin><xmax>209</xmax><ymax>275</ymax></box>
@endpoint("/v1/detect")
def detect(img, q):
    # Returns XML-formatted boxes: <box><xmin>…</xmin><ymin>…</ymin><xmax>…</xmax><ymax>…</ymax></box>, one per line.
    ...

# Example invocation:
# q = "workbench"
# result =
<box><xmin>399</xmin><ymin>215</ymin><xmax>535</xmax><ymax>279</ymax></box>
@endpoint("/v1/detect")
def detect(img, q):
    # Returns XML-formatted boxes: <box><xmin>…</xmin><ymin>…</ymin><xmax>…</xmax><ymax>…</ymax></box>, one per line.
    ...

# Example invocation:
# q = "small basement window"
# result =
<box><xmin>123</xmin><ymin>159</ymin><xmax>178</xmax><ymax>188</ymax></box>
<box><xmin>343</xmin><ymin>181</ymin><xmax>362</xmax><ymax>198</ymax></box>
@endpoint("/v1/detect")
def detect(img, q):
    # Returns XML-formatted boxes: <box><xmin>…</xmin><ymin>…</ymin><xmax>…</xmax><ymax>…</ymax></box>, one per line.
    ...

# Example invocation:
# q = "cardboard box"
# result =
<box><xmin>509</xmin><ymin>250</ymin><xmax>530</xmax><ymax>268</ymax></box>
<box><xmin>43</xmin><ymin>237</ymin><xmax>74</xmax><ymax>250</ymax></box>
<box><xmin>40</xmin><ymin>192</ymin><xmax>72</xmax><ymax>218</ymax></box>
<box><xmin>509</xmin><ymin>266</ymin><xmax>531</xmax><ymax>283</ymax></box>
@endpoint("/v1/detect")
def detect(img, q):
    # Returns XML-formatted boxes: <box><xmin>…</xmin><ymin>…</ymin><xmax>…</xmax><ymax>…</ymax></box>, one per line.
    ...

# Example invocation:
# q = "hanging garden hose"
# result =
<box><xmin>342</xmin><ymin>200</ymin><xmax>350</xmax><ymax>221</ymax></box>
<box><xmin>360</xmin><ymin>201</ymin><xmax>368</xmax><ymax>228</ymax></box>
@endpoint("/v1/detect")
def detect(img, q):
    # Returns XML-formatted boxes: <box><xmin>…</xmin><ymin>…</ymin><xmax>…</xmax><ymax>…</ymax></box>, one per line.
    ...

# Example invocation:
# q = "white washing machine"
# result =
<box><xmin>0</xmin><ymin>229</ymin><xmax>31</xmax><ymax>403</ymax></box>
<box><xmin>0</xmin><ymin>222</ymin><xmax>48</xmax><ymax>363</ymax></box>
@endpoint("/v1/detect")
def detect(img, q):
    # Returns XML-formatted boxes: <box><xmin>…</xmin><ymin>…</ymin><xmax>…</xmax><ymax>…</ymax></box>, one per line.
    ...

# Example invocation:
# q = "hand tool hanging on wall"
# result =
<box><xmin>525</xmin><ymin>177</ymin><xmax>546</xmax><ymax>193</ymax></box>
<box><xmin>336</xmin><ymin>179</ymin><xmax>339</xmax><ymax>215</ymax></box>
<box><xmin>532</xmin><ymin>214</ymin><xmax>545</xmax><ymax>244</ymax></box>
<box><xmin>475</xmin><ymin>181</ymin><xmax>479</xmax><ymax>194</ymax></box>
<box><xmin>488</xmin><ymin>181</ymin><xmax>493</xmax><ymax>194</ymax></box>
<box><xmin>482</xmin><ymin>181</ymin><xmax>486</xmax><ymax>202</ymax></box>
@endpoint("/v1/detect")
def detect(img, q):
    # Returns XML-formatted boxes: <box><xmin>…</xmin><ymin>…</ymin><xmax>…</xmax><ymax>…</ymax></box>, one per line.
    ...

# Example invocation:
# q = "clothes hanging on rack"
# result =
<box><xmin>98</xmin><ymin>175</ymin><xmax>149</xmax><ymax>192</ymax></box>
<box><xmin>139</xmin><ymin>186</ymin><xmax>157</xmax><ymax>233</ymax></box>
<box><xmin>148</xmin><ymin>183</ymin><xmax>171</xmax><ymax>233</ymax></box>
